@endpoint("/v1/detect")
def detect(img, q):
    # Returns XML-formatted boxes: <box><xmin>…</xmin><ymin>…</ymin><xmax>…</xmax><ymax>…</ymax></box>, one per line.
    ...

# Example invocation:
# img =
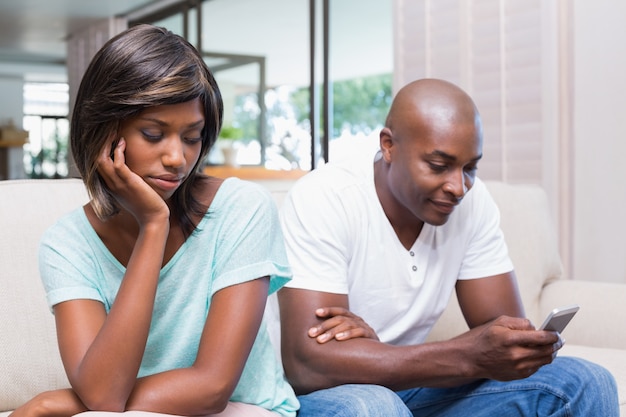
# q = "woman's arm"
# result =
<box><xmin>10</xmin><ymin>275</ymin><xmax>268</xmax><ymax>417</ymax></box>
<box><xmin>55</xmin><ymin>219</ymin><xmax>168</xmax><ymax>411</ymax></box>
<box><xmin>55</xmin><ymin>139</ymin><xmax>171</xmax><ymax>411</ymax></box>
<box><xmin>125</xmin><ymin>277</ymin><xmax>270</xmax><ymax>416</ymax></box>
<box><xmin>8</xmin><ymin>389</ymin><xmax>87</xmax><ymax>417</ymax></box>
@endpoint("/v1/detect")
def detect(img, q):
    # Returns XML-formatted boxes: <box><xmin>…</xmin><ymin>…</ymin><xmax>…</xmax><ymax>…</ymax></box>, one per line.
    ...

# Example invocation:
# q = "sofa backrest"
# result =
<box><xmin>0</xmin><ymin>179</ymin><xmax>87</xmax><ymax>411</ymax></box>
<box><xmin>0</xmin><ymin>178</ymin><xmax>563</xmax><ymax>411</ymax></box>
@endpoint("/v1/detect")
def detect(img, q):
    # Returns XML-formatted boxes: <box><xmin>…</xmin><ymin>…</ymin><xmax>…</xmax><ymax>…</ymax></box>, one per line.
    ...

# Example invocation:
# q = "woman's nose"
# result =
<box><xmin>162</xmin><ymin>137</ymin><xmax>185</xmax><ymax>168</ymax></box>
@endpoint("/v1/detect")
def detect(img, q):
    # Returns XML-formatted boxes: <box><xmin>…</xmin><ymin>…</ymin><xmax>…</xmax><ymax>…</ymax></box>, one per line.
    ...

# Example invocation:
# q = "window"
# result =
<box><xmin>23</xmin><ymin>83</ymin><xmax>70</xmax><ymax>178</ymax></box>
<box><xmin>66</xmin><ymin>0</ymin><xmax>395</xmax><ymax>174</ymax></box>
<box><xmin>327</xmin><ymin>0</ymin><xmax>393</xmax><ymax>163</ymax></box>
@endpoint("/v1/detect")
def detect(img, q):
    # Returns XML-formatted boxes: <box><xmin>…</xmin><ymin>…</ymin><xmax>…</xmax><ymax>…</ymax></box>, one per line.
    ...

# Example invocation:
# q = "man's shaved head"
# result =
<box><xmin>375</xmin><ymin>78</ymin><xmax>484</xmax><ymax>232</ymax></box>
<box><xmin>385</xmin><ymin>79</ymin><xmax>481</xmax><ymax>142</ymax></box>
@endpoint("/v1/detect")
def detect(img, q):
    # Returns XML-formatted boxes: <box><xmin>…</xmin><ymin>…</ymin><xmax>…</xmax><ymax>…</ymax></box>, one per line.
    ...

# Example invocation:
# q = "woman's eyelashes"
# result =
<box><xmin>184</xmin><ymin>134</ymin><xmax>203</xmax><ymax>144</ymax></box>
<box><xmin>140</xmin><ymin>130</ymin><xmax>202</xmax><ymax>144</ymax></box>
<box><xmin>141</xmin><ymin>129</ymin><xmax>162</xmax><ymax>141</ymax></box>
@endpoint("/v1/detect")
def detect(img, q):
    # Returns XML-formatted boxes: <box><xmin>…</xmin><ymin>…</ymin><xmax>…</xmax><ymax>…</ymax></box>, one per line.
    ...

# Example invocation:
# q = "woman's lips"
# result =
<box><xmin>151</xmin><ymin>175</ymin><xmax>183</xmax><ymax>191</ymax></box>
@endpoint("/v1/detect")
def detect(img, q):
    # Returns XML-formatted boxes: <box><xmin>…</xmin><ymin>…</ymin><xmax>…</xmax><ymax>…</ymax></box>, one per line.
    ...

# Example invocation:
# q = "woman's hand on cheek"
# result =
<box><xmin>98</xmin><ymin>137</ymin><xmax>170</xmax><ymax>226</ymax></box>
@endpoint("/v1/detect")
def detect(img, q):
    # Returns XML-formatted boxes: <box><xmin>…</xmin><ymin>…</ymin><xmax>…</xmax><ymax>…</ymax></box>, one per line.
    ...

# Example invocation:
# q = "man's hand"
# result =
<box><xmin>308</xmin><ymin>307</ymin><xmax>380</xmax><ymax>343</ymax></box>
<box><xmin>457</xmin><ymin>315</ymin><xmax>564</xmax><ymax>381</ymax></box>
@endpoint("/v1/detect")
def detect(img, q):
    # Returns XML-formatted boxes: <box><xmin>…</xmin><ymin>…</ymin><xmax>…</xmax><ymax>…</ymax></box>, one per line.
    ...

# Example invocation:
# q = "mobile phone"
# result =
<box><xmin>539</xmin><ymin>304</ymin><xmax>580</xmax><ymax>333</ymax></box>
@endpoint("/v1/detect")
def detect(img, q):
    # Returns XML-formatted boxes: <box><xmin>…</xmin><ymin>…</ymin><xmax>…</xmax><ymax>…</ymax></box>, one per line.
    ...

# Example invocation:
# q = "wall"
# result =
<box><xmin>0</xmin><ymin>77</ymin><xmax>26</xmax><ymax>180</ymax></box>
<box><xmin>573</xmin><ymin>0</ymin><xmax>626</xmax><ymax>283</ymax></box>
<box><xmin>0</xmin><ymin>77</ymin><xmax>23</xmax><ymax>125</ymax></box>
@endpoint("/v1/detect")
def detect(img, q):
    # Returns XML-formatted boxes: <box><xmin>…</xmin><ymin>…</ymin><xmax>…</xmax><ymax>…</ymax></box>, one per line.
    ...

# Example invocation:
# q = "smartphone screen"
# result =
<box><xmin>539</xmin><ymin>305</ymin><xmax>579</xmax><ymax>333</ymax></box>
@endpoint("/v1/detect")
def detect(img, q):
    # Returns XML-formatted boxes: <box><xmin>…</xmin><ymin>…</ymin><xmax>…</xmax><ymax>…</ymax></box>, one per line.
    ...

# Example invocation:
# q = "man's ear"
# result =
<box><xmin>379</xmin><ymin>127</ymin><xmax>393</xmax><ymax>162</ymax></box>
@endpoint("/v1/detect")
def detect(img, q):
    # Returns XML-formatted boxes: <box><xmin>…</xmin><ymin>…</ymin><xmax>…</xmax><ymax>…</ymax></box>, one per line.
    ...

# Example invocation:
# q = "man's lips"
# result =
<box><xmin>430</xmin><ymin>199</ymin><xmax>459</xmax><ymax>215</ymax></box>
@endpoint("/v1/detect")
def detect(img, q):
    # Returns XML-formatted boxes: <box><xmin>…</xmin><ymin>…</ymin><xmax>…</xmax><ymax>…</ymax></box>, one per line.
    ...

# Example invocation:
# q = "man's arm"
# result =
<box><xmin>278</xmin><ymin>288</ymin><xmax>466</xmax><ymax>394</ymax></box>
<box><xmin>456</xmin><ymin>271</ymin><xmax>525</xmax><ymax>328</ymax></box>
<box><xmin>278</xmin><ymin>279</ymin><xmax>561</xmax><ymax>395</ymax></box>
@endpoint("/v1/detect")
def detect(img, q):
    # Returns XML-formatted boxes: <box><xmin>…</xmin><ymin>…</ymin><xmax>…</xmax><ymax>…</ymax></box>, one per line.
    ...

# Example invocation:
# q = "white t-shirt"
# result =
<box><xmin>279</xmin><ymin>152</ymin><xmax>514</xmax><ymax>346</ymax></box>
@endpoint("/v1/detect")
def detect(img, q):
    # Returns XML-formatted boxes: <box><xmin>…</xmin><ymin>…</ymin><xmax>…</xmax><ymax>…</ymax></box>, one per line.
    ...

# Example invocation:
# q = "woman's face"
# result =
<box><xmin>117</xmin><ymin>98</ymin><xmax>205</xmax><ymax>200</ymax></box>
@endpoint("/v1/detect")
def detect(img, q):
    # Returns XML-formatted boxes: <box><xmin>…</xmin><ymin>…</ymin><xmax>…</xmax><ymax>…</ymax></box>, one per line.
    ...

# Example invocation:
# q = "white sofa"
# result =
<box><xmin>1</xmin><ymin>178</ymin><xmax>625</xmax><ymax>415</ymax></box>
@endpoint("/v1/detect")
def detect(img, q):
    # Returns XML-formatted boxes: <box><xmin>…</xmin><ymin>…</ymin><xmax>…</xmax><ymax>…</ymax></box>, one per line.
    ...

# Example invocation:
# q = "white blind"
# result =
<box><xmin>65</xmin><ymin>17</ymin><xmax>127</xmax><ymax>177</ymax></box>
<box><xmin>66</xmin><ymin>17</ymin><xmax>127</xmax><ymax>116</ymax></box>
<box><xmin>393</xmin><ymin>0</ymin><xmax>544</xmax><ymax>184</ymax></box>
<box><xmin>392</xmin><ymin>0</ymin><xmax>572</xmax><ymax>275</ymax></box>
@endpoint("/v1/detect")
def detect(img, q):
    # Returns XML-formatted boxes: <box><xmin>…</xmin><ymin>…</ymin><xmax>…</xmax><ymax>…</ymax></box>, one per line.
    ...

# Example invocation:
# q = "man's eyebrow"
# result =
<box><xmin>428</xmin><ymin>150</ymin><xmax>483</xmax><ymax>162</ymax></box>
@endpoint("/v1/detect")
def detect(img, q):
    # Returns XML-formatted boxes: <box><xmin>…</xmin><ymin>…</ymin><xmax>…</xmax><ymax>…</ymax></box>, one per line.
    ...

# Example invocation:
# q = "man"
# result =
<box><xmin>276</xmin><ymin>79</ymin><xmax>618</xmax><ymax>416</ymax></box>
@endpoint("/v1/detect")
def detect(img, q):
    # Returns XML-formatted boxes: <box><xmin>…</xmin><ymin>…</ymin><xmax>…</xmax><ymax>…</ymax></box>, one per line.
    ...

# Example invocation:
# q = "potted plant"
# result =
<box><xmin>218</xmin><ymin>125</ymin><xmax>243</xmax><ymax>167</ymax></box>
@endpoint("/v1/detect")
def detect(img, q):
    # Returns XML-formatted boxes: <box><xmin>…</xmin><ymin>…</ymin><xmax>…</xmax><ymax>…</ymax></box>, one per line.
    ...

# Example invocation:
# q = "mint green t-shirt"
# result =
<box><xmin>39</xmin><ymin>177</ymin><xmax>299</xmax><ymax>416</ymax></box>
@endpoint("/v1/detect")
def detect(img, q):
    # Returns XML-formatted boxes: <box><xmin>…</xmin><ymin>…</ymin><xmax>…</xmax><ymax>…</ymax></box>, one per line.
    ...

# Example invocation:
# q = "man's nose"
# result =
<box><xmin>443</xmin><ymin>171</ymin><xmax>468</xmax><ymax>198</ymax></box>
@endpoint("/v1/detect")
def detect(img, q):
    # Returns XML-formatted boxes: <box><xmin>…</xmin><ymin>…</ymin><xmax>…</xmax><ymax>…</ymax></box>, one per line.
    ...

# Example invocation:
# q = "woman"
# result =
<box><xmin>10</xmin><ymin>24</ymin><xmax>298</xmax><ymax>417</ymax></box>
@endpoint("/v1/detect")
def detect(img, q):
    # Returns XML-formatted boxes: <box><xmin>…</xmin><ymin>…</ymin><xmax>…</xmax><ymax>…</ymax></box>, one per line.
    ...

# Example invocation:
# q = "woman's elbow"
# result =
<box><xmin>81</xmin><ymin>396</ymin><xmax>127</xmax><ymax>413</ymax></box>
<box><xmin>192</xmin><ymin>380</ymin><xmax>235</xmax><ymax>415</ymax></box>
<box><xmin>69</xmin><ymin>377</ymin><xmax>129</xmax><ymax>413</ymax></box>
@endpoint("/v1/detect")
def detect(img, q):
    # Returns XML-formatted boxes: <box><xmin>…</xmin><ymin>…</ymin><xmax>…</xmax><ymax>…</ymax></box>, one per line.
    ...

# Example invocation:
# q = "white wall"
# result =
<box><xmin>0</xmin><ymin>77</ymin><xmax>23</xmax><ymax>126</ymax></box>
<box><xmin>573</xmin><ymin>0</ymin><xmax>626</xmax><ymax>283</ymax></box>
<box><xmin>0</xmin><ymin>77</ymin><xmax>26</xmax><ymax>180</ymax></box>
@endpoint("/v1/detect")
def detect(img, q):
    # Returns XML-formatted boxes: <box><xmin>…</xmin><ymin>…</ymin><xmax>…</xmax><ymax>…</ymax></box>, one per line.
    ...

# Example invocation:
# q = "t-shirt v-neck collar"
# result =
<box><xmin>78</xmin><ymin>178</ymin><xmax>237</xmax><ymax>273</ymax></box>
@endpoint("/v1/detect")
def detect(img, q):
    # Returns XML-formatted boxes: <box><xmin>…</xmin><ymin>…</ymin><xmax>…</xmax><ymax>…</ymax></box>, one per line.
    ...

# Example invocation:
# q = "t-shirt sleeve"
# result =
<box><xmin>457</xmin><ymin>179</ymin><xmax>514</xmax><ymax>280</ymax></box>
<box><xmin>39</xmin><ymin>210</ymin><xmax>106</xmax><ymax>312</ymax></box>
<box><xmin>279</xmin><ymin>173</ymin><xmax>351</xmax><ymax>294</ymax></box>
<box><xmin>210</xmin><ymin>181</ymin><xmax>292</xmax><ymax>296</ymax></box>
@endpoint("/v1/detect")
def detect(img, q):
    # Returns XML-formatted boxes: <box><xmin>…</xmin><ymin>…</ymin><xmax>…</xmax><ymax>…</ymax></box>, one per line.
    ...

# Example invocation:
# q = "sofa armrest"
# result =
<box><xmin>540</xmin><ymin>280</ymin><xmax>626</xmax><ymax>350</ymax></box>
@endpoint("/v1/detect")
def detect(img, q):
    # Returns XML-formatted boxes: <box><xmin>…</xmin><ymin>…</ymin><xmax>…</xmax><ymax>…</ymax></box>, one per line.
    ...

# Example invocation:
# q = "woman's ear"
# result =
<box><xmin>379</xmin><ymin>127</ymin><xmax>394</xmax><ymax>163</ymax></box>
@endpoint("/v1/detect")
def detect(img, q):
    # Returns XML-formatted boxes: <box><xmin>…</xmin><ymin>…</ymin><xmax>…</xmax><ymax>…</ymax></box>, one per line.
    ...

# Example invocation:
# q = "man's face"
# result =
<box><xmin>384</xmin><ymin>115</ymin><xmax>483</xmax><ymax>226</ymax></box>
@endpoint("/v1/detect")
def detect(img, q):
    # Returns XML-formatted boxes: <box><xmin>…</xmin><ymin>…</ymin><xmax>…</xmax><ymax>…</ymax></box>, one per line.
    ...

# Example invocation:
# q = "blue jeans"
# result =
<box><xmin>295</xmin><ymin>357</ymin><xmax>619</xmax><ymax>417</ymax></box>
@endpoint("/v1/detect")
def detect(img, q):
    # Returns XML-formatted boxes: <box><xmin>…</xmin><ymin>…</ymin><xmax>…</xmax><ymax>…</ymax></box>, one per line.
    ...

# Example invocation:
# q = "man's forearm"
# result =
<box><xmin>283</xmin><ymin>335</ymin><xmax>477</xmax><ymax>394</ymax></box>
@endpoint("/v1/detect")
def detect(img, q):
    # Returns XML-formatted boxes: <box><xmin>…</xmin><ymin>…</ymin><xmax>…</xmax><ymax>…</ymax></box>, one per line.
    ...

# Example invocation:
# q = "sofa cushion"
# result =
<box><xmin>0</xmin><ymin>179</ymin><xmax>87</xmax><ymax>411</ymax></box>
<box><xmin>540</xmin><ymin>279</ymin><xmax>626</xmax><ymax>350</ymax></box>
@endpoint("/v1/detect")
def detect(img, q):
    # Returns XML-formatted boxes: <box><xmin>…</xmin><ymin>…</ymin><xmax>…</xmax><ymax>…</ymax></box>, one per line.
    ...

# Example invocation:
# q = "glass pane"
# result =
<box><xmin>152</xmin><ymin>13</ymin><xmax>185</xmax><ymax>36</ymax></box>
<box><xmin>22</xmin><ymin>116</ymin><xmax>69</xmax><ymax>178</ymax></box>
<box><xmin>203</xmin><ymin>55</ymin><xmax>266</xmax><ymax>167</ymax></box>
<box><xmin>328</xmin><ymin>0</ymin><xmax>393</xmax><ymax>163</ymax></box>
<box><xmin>201</xmin><ymin>0</ymin><xmax>310</xmax><ymax>170</ymax></box>
<box><xmin>23</xmin><ymin>83</ymin><xmax>70</xmax><ymax>178</ymax></box>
